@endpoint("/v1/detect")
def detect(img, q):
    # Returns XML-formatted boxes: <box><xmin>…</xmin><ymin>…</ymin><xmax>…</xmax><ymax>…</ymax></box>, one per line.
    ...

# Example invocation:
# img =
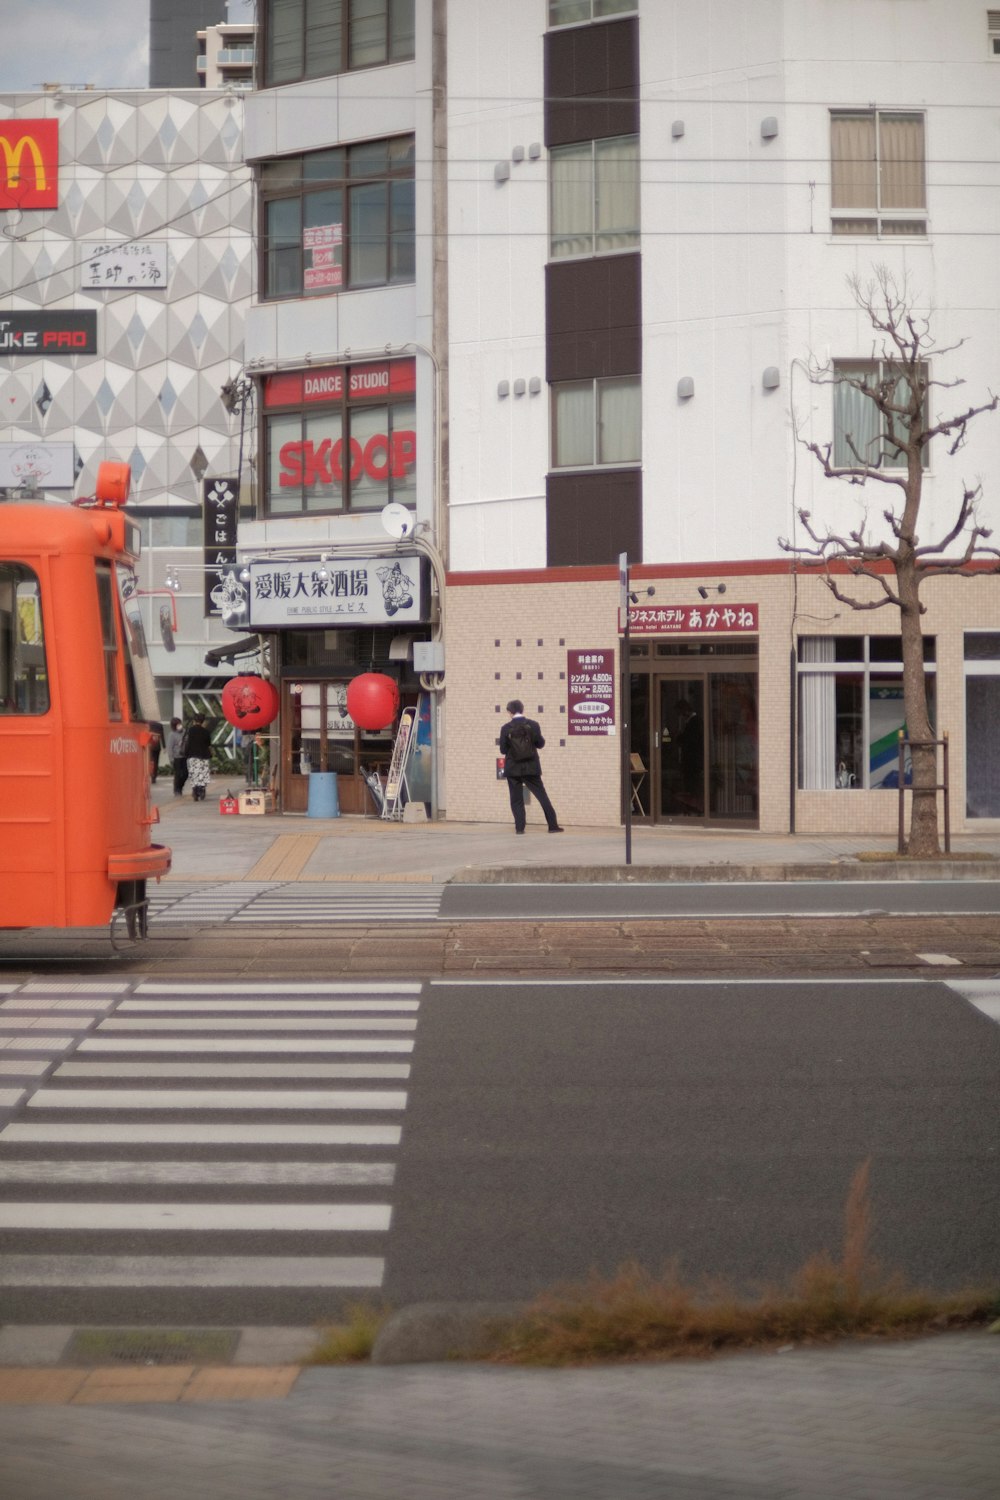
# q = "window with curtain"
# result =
<box><xmin>830</xmin><ymin>110</ymin><xmax>926</xmax><ymax>236</ymax></box>
<box><xmin>832</xmin><ymin>360</ymin><xmax>929</xmax><ymax>470</ymax></box>
<box><xmin>260</xmin><ymin>137</ymin><xmax>415</xmax><ymax>300</ymax></box>
<box><xmin>263</xmin><ymin>0</ymin><xmax>414</xmax><ymax>87</ymax></box>
<box><xmin>551</xmin><ymin>376</ymin><xmax>641</xmax><ymax>469</ymax></box>
<box><xmin>797</xmin><ymin>635</ymin><xmax>936</xmax><ymax>790</ymax></box>
<box><xmin>550</xmin><ymin>136</ymin><xmax>639</xmax><ymax>259</ymax></box>
<box><xmin>0</xmin><ymin>564</ymin><xmax>49</xmax><ymax>716</ymax></box>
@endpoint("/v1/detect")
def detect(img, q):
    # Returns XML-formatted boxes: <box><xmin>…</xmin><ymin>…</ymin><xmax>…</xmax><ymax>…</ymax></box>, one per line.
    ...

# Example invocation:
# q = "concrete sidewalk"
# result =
<box><xmin>150</xmin><ymin>779</ymin><xmax>1000</xmax><ymax>886</ymax></box>
<box><xmin>3</xmin><ymin>1332</ymin><xmax>999</xmax><ymax>1498</ymax></box>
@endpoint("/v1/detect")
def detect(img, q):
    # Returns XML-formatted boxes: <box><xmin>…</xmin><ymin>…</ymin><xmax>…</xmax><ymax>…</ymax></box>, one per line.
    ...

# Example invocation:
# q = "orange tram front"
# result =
<box><xmin>0</xmin><ymin>467</ymin><xmax>170</xmax><ymax>934</ymax></box>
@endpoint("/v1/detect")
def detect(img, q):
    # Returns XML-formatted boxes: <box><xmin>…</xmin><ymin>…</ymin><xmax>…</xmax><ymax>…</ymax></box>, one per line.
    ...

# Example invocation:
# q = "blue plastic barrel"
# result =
<box><xmin>307</xmin><ymin>771</ymin><xmax>339</xmax><ymax>818</ymax></box>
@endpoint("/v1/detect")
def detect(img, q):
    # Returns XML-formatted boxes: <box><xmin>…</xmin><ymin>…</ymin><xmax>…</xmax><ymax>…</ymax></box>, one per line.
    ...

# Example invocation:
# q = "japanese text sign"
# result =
<box><xmin>567</xmin><ymin>648</ymin><xmax>617</xmax><ymax>737</ymax></box>
<box><xmin>247</xmin><ymin>554</ymin><xmax>426</xmax><ymax>629</ymax></box>
<box><xmin>622</xmin><ymin>603</ymin><xmax>759</xmax><ymax>634</ymax></box>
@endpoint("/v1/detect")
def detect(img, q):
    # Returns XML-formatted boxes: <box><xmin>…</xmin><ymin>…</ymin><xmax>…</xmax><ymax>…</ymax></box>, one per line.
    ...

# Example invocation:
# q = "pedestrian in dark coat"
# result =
<box><xmin>498</xmin><ymin>699</ymin><xmax>563</xmax><ymax>834</ymax></box>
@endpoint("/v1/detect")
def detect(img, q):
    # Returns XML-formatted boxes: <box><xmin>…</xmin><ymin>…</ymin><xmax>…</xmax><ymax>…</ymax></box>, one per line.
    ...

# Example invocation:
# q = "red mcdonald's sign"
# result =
<box><xmin>0</xmin><ymin>121</ymin><xmax>59</xmax><ymax>210</ymax></box>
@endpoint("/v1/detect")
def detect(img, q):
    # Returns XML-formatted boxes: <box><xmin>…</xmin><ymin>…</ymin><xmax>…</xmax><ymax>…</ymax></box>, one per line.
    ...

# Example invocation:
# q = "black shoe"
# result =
<box><xmin>548</xmin><ymin>825</ymin><xmax>565</xmax><ymax>833</ymax></box>
<box><xmin>514</xmin><ymin>828</ymin><xmax>525</xmax><ymax>834</ymax></box>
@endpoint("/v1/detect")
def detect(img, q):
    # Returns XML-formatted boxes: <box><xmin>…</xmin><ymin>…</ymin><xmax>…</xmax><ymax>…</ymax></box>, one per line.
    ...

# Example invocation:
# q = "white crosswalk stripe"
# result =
<box><xmin>146</xmin><ymin>883</ymin><xmax>443</xmax><ymax>925</ymax></box>
<box><xmin>0</xmin><ymin>979</ymin><xmax>421</xmax><ymax>1309</ymax></box>
<box><xmin>944</xmin><ymin>978</ymin><xmax>1000</xmax><ymax>1023</ymax></box>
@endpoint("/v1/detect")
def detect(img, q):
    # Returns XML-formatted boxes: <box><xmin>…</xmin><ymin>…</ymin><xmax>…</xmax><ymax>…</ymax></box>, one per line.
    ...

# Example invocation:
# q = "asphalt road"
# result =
<box><xmin>440</xmin><ymin>878</ymin><xmax>1000</xmax><ymax>920</ymax></box>
<box><xmin>2</xmin><ymin>973</ymin><xmax>998</xmax><ymax>1328</ymax></box>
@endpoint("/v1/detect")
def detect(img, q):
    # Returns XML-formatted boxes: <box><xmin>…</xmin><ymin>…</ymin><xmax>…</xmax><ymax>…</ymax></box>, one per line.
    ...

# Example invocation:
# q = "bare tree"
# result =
<box><xmin>781</xmin><ymin>267</ymin><xmax>998</xmax><ymax>857</ymax></box>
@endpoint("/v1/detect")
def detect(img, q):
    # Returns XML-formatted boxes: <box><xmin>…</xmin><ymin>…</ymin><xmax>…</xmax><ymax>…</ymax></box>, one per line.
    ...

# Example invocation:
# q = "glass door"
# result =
<box><xmin>659</xmin><ymin>678</ymin><xmax>706</xmax><ymax>819</ymax></box>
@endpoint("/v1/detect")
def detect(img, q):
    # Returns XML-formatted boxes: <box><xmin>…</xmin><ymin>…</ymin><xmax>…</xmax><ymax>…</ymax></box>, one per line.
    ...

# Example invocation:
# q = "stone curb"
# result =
<box><xmin>454</xmin><ymin>860</ymin><xmax>1000</xmax><ymax>885</ymax></box>
<box><xmin>370</xmin><ymin>1302</ymin><xmax>526</xmax><ymax>1364</ymax></box>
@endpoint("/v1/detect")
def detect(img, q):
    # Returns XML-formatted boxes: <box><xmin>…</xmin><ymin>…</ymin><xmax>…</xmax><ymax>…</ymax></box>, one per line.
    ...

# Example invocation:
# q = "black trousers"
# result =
<box><xmin>506</xmin><ymin>772</ymin><xmax>559</xmax><ymax>832</ymax></box>
<box><xmin>173</xmin><ymin>757</ymin><xmax>188</xmax><ymax>795</ymax></box>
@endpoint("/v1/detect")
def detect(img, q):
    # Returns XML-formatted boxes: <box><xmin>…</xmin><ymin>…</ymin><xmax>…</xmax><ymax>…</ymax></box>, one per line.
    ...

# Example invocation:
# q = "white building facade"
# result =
<box><xmin>240</xmin><ymin>0</ymin><xmax>1000</xmax><ymax>831</ymax></box>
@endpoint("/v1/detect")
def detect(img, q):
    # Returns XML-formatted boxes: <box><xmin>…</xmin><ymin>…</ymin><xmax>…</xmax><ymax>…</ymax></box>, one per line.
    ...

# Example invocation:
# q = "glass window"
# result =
<box><xmin>833</xmin><ymin>360</ymin><xmax>929</xmax><ymax>470</ymax></box>
<box><xmin>260</xmin><ymin>137</ymin><xmax>414</xmax><ymax>300</ymax></box>
<box><xmin>0</xmin><ymin>563</ymin><xmax>49</xmax><ymax>715</ymax></box>
<box><xmin>263</xmin><ymin>0</ymin><xmax>413</xmax><ymax>87</ymax></box>
<box><xmin>95</xmin><ymin>564</ymin><xmax>122</xmax><ymax>720</ymax></box>
<box><xmin>830</xmin><ymin>110</ymin><xmax>926</xmax><ymax>236</ymax></box>
<box><xmin>549</xmin><ymin>0</ymin><xmax>636</xmax><ymax>24</ymax></box>
<box><xmin>263</xmin><ymin>361</ymin><xmax>417</xmax><ymax>518</ymax></box>
<box><xmin>550</xmin><ymin>136</ymin><xmax>638</xmax><ymax>259</ymax></box>
<box><xmin>797</xmin><ymin>635</ymin><xmax>936</xmax><ymax>790</ymax></box>
<box><xmin>552</xmin><ymin>376</ymin><xmax>641</xmax><ymax>469</ymax></box>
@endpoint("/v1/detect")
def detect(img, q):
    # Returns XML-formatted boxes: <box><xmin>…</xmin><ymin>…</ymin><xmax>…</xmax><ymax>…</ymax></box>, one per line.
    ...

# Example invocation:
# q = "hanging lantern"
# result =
<box><xmin>346</xmin><ymin>672</ymin><xmax>399</xmax><ymax>730</ymax></box>
<box><xmin>221</xmin><ymin>675</ymin><xmax>280</xmax><ymax>730</ymax></box>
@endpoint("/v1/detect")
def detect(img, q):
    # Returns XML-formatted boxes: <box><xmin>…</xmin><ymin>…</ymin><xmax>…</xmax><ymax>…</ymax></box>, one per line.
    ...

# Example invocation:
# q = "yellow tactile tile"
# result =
<box><xmin>71</xmin><ymin>1365</ymin><xmax>197</xmax><ymax>1404</ymax></box>
<box><xmin>181</xmin><ymin>1365</ymin><xmax>300</xmax><ymax>1402</ymax></box>
<box><xmin>0</xmin><ymin>1368</ymin><xmax>89</xmax><ymax>1404</ymax></box>
<box><xmin>247</xmin><ymin>835</ymin><xmax>321</xmax><ymax>881</ymax></box>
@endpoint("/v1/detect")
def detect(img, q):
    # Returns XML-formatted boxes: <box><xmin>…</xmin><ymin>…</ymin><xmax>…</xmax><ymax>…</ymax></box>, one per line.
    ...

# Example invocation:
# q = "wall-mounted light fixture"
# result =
<box><xmin>761</xmin><ymin>116</ymin><xmax>779</xmax><ymax>140</ymax></box>
<box><xmin>697</xmin><ymin>583</ymin><xmax>727</xmax><ymax>600</ymax></box>
<box><xmin>762</xmin><ymin>366</ymin><xmax>780</xmax><ymax>390</ymax></box>
<box><xmin>671</xmin><ymin>120</ymin><xmax>685</xmax><ymax>138</ymax></box>
<box><xmin>497</xmin><ymin>379</ymin><xmax>510</xmax><ymax>398</ymax></box>
<box><xmin>677</xmin><ymin>376</ymin><xmax>695</xmax><ymax>400</ymax></box>
<box><xmin>494</xmin><ymin>160</ymin><xmax>510</xmax><ymax>183</ymax></box>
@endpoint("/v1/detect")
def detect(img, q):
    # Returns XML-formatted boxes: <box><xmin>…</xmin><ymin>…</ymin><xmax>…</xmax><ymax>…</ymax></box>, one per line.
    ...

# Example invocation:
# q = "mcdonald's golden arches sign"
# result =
<box><xmin>0</xmin><ymin>121</ymin><xmax>58</xmax><ymax>209</ymax></box>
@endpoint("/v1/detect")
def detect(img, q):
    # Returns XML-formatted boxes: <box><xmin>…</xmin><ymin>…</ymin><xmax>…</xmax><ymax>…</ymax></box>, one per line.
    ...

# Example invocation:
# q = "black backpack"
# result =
<box><xmin>506</xmin><ymin>721</ymin><xmax>535</xmax><ymax>763</ymax></box>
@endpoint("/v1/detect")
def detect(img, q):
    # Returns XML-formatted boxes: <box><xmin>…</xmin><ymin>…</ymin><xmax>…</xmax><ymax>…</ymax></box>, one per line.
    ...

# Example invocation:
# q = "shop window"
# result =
<box><xmin>797</xmin><ymin>635</ymin><xmax>936</xmax><ymax>790</ymax></box>
<box><xmin>0</xmin><ymin>563</ymin><xmax>48</xmax><ymax>715</ymax></box>
<box><xmin>830</xmin><ymin>110</ymin><xmax>926</xmax><ymax>236</ymax></box>
<box><xmin>832</xmin><ymin>360</ymin><xmax>929</xmax><ymax>470</ymax></box>
<box><xmin>264</xmin><ymin>358</ymin><xmax>417</xmax><ymax>517</ymax></box>
<box><xmin>550</xmin><ymin>135</ymin><xmax>639</xmax><ymax>258</ymax></box>
<box><xmin>549</xmin><ymin>0</ymin><xmax>636</xmax><ymax>23</ymax></box>
<box><xmin>551</xmin><ymin>374</ymin><xmax>640</xmax><ymax>468</ymax></box>
<box><xmin>263</xmin><ymin>0</ymin><xmax>415</xmax><ymax>87</ymax></box>
<box><xmin>260</xmin><ymin>137</ymin><xmax>415</xmax><ymax>300</ymax></box>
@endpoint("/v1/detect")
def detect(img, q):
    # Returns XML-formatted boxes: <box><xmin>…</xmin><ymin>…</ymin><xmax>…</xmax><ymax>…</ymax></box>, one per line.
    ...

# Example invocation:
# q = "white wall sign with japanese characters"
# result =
<box><xmin>82</xmin><ymin>241</ymin><xmax>168</xmax><ymax>289</ymax></box>
<box><xmin>247</xmin><ymin>554</ymin><xmax>427</xmax><ymax>628</ymax></box>
<box><xmin>622</xmin><ymin>603</ymin><xmax>759</xmax><ymax>635</ymax></box>
<box><xmin>567</xmin><ymin>648</ymin><xmax>617</xmax><ymax>736</ymax></box>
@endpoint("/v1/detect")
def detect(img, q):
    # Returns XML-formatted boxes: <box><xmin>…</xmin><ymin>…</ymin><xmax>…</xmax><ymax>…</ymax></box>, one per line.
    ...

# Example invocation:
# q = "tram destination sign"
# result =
<box><xmin>622</xmin><ymin>603</ymin><xmax>758</xmax><ymax>635</ymax></box>
<box><xmin>0</xmin><ymin>311</ymin><xmax>97</xmax><ymax>356</ymax></box>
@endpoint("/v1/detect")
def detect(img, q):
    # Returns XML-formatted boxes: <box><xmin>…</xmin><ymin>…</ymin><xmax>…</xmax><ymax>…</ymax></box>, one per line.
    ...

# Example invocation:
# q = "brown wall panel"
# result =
<box><xmin>544</xmin><ymin>18</ymin><xmax>639</xmax><ymax>147</ymax></box>
<box><xmin>546</xmin><ymin>469</ymin><xmax>642</xmax><ymax>566</ymax></box>
<box><xmin>546</xmin><ymin>254</ymin><xmax>641</xmax><ymax>381</ymax></box>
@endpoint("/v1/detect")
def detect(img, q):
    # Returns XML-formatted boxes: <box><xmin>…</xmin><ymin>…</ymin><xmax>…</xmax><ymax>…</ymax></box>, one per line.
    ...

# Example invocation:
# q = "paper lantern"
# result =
<box><xmin>346</xmin><ymin>672</ymin><xmax>399</xmax><ymax>730</ymax></box>
<box><xmin>221</xmin><ymin>675</ymin><xmax>280</xmax><ymax>730</ymax></box>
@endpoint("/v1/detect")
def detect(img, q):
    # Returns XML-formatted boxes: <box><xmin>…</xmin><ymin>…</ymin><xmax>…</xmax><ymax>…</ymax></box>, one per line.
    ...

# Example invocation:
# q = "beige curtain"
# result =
<box><xmin>831</xmin><ymin>114</ymin><xmax>876</xmax><ymax>210</ymax></box>
<box><xmin>879</xmin><ymin>113</ymin><xmax>925</xmax><ymax>210</ymax></box>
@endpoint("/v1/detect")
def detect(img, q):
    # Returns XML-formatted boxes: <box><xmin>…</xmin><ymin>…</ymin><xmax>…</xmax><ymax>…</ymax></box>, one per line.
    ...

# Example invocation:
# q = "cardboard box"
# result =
<box><xmin>238</xmin><ymin>790</ymin><xmax>273</xmax><ymax>815</ymax></box>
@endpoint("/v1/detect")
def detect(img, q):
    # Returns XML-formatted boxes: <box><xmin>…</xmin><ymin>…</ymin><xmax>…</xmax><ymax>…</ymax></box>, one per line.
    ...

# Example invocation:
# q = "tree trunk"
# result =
<box><xmin>898</xmin><ymin>562</ymin><xmax>940</xmax><ymax>858</ymax></box>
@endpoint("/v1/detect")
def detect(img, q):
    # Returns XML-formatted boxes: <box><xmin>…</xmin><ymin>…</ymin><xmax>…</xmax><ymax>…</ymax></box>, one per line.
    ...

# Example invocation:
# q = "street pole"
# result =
<box><xmin>619</xmin><ymin>553</ymin><xmax>632</xmax><ymax>867</ymax></box>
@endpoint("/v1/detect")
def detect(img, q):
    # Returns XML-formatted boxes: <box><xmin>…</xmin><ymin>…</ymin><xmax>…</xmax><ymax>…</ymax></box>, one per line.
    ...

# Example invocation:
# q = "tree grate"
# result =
<box><xmin>61</xmin><ymin>1328</ymin><xmax>240</xmax><ymax>1366</ymax></box>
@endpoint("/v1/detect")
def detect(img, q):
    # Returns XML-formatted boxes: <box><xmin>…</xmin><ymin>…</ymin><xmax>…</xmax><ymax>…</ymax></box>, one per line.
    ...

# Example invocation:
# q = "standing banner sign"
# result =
<box><xmin>382</xmin><ymin>707</ymin><xmax>416</xmax><ymax>821</ymax></box>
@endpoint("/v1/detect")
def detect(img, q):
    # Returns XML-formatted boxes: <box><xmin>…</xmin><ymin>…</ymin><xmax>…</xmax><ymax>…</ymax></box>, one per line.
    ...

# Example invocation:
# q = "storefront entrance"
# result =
<box><xmin>281</xmin><ymin>679</ymin><xmax>393</xmax><ymax>815</ymax></box>
<box><xmin>629</xmin><ymin>644</ymin><xmax>759</xmax><ymax>825</ymax></box>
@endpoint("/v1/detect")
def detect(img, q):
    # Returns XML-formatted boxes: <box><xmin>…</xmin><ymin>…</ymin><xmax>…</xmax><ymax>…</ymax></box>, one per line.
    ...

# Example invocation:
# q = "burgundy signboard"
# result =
<box><xmin>567</xmin><ymin>648</ymin><xmax>616</xmax><ymax>737</ymax></box>
<box><xmin>622</xmin><ymin>603</ymin><xmax>759</xmax><ymax>635</ymax></box>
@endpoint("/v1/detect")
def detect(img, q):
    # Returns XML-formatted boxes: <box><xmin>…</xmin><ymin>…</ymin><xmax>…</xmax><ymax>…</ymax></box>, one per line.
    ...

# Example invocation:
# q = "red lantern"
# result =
<box><xmin>221</xmin><ymin>675</ymin><xmax>280</xmax><ymax>730</ymax></box>
<box><xmin>346</xmin><ymin>672</ymin><xmax>399</xmax><ymax>730</ymax></box>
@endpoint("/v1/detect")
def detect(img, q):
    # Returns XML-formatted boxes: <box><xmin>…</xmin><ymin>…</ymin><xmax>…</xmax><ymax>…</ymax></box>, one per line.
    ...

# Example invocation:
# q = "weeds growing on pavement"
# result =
<box><xmin>494</xmin><ymin>1161</ymin><xmax>1000</xmax><ymax>1366</ymax></box>
<box><xmin>307</xmin><ymin>1302</ymin><xmax>392</xmax><ymax>1364</ymax></box>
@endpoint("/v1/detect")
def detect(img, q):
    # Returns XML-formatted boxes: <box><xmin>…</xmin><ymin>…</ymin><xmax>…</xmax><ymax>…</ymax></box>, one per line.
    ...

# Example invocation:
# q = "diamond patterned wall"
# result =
<box><xmin>0</xmin><ymin>89</ymin><xmax>253</xmax><ymax>511</ymax></box>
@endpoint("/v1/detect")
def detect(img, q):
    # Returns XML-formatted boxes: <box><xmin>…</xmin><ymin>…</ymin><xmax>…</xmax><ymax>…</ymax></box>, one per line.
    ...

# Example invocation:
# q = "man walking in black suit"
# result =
<box><xmin>498</xmin><ymin>699</ymin><xmax>564</xmax><ymax>834</ymax></box>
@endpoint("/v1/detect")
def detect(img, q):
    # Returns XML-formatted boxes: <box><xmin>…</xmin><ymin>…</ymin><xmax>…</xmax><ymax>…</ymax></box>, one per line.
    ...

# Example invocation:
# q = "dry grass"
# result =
<box><xmin>306</xmin><ymin>1302</ymin><xmax>392</xmax><ymax>1364</ymax></box>
<box><xmin>854</xmin><ymin>850</ymin><xmax>994</xmax><ymax>862</ymax></box>
<box><xmin>495</xmin><ymin>1162</ymin><xmax>1000</xmax><ymax>1366</ymax></box>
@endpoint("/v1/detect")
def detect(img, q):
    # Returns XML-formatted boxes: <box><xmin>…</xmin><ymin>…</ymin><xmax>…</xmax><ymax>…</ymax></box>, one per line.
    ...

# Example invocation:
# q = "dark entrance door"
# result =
<box><xmin>659</xmin><ymin>677</ymin><xmax>706</xmax><ymax>819</ymax></box>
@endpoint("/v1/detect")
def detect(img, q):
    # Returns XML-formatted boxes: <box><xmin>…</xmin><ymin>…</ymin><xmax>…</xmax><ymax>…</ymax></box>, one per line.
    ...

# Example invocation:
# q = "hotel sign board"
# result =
<box><xmin>622</xmin><ymin>604</ymin><xmax>759</xmax><ymax>635</ymax></box>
